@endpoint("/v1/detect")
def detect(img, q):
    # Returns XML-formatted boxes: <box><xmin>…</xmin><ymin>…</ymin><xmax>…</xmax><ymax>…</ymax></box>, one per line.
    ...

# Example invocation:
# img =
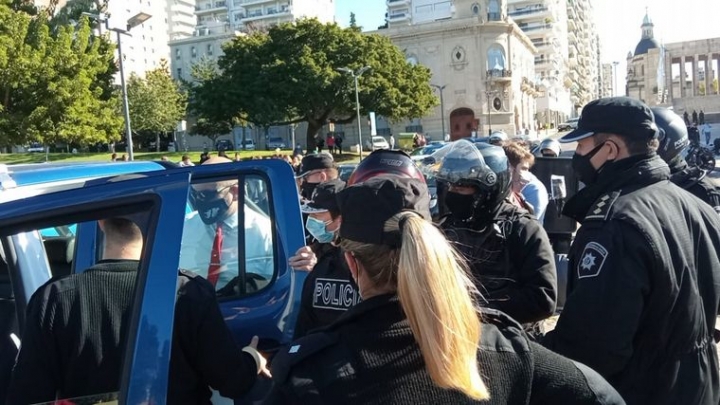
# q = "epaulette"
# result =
<box><xmin>584</xmin><ymin>190</ymin><xmax>621</xmax><ymax>221</ymax></box>
<box><xmin>271</xmin><ymin>331</ymin><xmax>339</xmax><ymax>383</ymax></box>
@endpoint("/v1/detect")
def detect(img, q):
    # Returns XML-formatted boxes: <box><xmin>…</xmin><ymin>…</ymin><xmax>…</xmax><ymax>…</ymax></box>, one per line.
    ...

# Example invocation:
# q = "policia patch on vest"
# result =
<box><xmin>584</xmin><ymin>190</ymin><xmax>621</xmax><ymax>221</ymax></box>
<box><xmin>313</xmin><ymin>278</ymin><xmax>361</xmax><ymax>310</ymax></box>
<box><xmin>577</xmin><ymin>242</ymin><xmax>608</xmax><ymax>279</ymax></box>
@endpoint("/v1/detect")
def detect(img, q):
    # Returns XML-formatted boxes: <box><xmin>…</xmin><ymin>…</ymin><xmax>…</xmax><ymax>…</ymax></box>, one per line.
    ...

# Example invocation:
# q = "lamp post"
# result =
<box><xmin>430</xmin><ymin>84</ymin><xmax>447</xmax><ymax>140</ymax></box>
<box><xmin>612</xmin><ymin>61</ymin><xmax>619</xmax><ymax>97</ymax></box>
<box><xmin>337</xmin><ymin>66</ymin><xmax>371</xmax><ymax>159</ymax></box>
<box><xmin>83</xmin><ymin>11</ymin><xmax>152</xmax><ymax>161</ymax></box>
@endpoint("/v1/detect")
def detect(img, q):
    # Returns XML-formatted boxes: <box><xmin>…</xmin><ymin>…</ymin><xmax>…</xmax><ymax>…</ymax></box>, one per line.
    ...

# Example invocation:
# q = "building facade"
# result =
<box><xmin>376</xmin><ymin>0</ymin><xmax>539</xmax><ymax>141</ymax></box>
<box><xmin>600</xmin><ymin>62</ymin><xmax>613</xmax><ymax>97</ymax></box>
<box><xmin>626</xmin><ymin>10</ymin><xmax>720</xmax><ymax>120</ymax></box>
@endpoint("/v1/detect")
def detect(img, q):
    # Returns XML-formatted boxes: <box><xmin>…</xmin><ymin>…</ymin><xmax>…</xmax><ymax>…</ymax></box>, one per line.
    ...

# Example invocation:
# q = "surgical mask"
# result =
<box><xmin>195</xmin><ymin>196</ymin><xmax>231</xmax><ymax>225</ymax></box>
<box><xmin>306</xmin><ymin>216</ymin><xmax>336</xmax><ymax>244</ymax></box>
<box><xmin>445</xmin><ymin>192</ymin><xmax>476</xmax><ymax>221</ymax></box>
<box><xmin>301</xmin><ymin>182</ymin><xmax>319</xmax><ymax>199</ymax></box>
<box><xmin>571</xmin><ymin>142</ymin><xmax>608</xmax><ymax>185</ymax></box>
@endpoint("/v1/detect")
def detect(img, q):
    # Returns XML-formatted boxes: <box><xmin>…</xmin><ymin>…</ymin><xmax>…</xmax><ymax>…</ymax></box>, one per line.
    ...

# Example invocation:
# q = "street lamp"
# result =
<box><xmin>337</xmin><ymin>66</ymin><xmax>371</xmax><ymax>159</ymax></box>
<box><xmin>612</xmin><ymin>61</ymin><xmax>619</xmax><ymax>97</ymax></box>
<box><xmin>83</xmin><ymin>11</ymin><xmax>152</xmax><ymax>161</ymax></box>
<box><xmin>430</xmin><ymin>84</ymin><xmax>447</xmax><ymax>140</ymax></box>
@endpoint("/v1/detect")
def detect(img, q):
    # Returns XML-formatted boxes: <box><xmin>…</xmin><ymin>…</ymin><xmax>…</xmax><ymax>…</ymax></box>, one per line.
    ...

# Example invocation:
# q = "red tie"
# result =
<box><xmin>207</xmin><ymin>223</ymin><xmax>223</xmax><ymax>286</ymax></box>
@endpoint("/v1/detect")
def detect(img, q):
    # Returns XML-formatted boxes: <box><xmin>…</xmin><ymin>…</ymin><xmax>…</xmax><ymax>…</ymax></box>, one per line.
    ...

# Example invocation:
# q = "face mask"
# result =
<box><xmin>445</xmin><ymin>192</ymin><xmax>476</xmax><ymax>221</ymax></box>
<box><xmin>195</xmin><ymin>197</ymin><xmax>231</xmax><ymax>225</ymax></box>
<box><xmin>306</xmin><ymin>216</ymin><xmax>335</xmax><ymax>244</ymax></box>
<box><xmin>571</xmin><ymin>142</ymin><xmax>607</xmax><ymax>185</ymax></box>
<box><xmin>301</xmin><ymin>182</ymin><xmax>319</xmax><ymax>199</ymax></box>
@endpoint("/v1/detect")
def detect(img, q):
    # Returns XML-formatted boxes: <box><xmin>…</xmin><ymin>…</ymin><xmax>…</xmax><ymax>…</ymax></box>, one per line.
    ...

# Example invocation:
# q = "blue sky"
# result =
<box><xmin>335</xmin><ymin>0</ymin><xmax>386</xmax><ymax>31</ymax></box>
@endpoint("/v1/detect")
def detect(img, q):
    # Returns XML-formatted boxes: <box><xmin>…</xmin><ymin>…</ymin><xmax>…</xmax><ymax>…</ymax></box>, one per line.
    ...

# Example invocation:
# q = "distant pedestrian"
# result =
<box><xmin>389</xmin><ymin>135</ymin><xmax>395</xmax><ymax>149</ymax></box>
<box><xmin>178</xmin><ymin>155</ymin><xmax>194</xmax><ymax>167</ymax></box>
<box><xmin>703</xmin><ymin>123</ymin><xmax>712</xmax><ymax>145</ymax></box>
<box><xmin>334</xmin><ymin>135</ymin><xmax>343</xmax><ymax>155</ymax></box>
<box><xmin>111</xmin><ymin>153</ymin><xmax>117</xmax><ymax>161</ymax></box>
<box><xmin>293</xmin><ymin>144</ymin><xmax>303</xmax><ymax>156</ymax></box>
<box><xmin>327</xmin><ymin>134</ymin><xmax>335</xmax><ymax>154</ymax></box>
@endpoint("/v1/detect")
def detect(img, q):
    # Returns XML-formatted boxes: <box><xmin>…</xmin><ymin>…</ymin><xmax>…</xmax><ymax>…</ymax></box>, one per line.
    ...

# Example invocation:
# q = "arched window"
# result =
<box><xmin>487</xmin><ymin>45</ymin><xmax>506</xmax><ymax>71</ymax></box>
<box><xmin>471</xmin><ymin>2</ymin><xmax>481</xmax><ymax>15</ymax></box>
<box><xmin>488</xmin><ymin>0</ymin><xmax>500</xmax><ymax>21</ymax></box>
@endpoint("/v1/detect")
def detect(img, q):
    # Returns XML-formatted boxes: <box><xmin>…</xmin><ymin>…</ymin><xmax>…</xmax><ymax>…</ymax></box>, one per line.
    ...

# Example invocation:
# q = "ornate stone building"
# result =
<box><xmin>376</xmin><ymin>0</ymin><xmax>540</xmax><ymax>140</ymax></box>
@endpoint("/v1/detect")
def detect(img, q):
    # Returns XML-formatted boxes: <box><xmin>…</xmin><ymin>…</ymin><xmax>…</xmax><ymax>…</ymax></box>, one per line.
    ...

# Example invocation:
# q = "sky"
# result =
<box><xmin>335</xmin><ymin>0</ymin><xmax>720</xmax><ymax>87</ymax></box>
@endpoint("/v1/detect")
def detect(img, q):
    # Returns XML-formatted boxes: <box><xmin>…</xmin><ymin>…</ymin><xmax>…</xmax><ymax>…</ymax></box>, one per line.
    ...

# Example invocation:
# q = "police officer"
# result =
<box><xmin>433</xmin><ymin>140</ymin><xmax>557</xmax><ymax>332</ymax></box>
<box><xmin>291</xmin><ymin>179</ymin><xmax>360</xmax><ymax>338</ymax></box>
<box><xmin>652</xmin><ymin>107</ymin><xmax>720</xmax><ymax>214</ymax></box>
<box><xmin>267</xmin><ymin>175</ymin><xmax>623</xmax><ymax>404</ymax></box>
<box><xmin>543</xmin><ymin>97</ymin><xmax>720</xmax><ymax>405</ymax></box>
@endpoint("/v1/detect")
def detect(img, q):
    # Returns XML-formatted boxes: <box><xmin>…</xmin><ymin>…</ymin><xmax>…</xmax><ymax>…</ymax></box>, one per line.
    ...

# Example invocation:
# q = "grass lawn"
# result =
<box><xmin>0</xmin><ymin>150</ymin><xmax>362</xmax><ymax>165</ymax></box>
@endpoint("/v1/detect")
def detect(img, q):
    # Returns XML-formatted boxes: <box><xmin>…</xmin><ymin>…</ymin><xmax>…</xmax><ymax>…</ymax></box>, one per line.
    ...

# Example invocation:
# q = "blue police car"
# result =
<box><xmin>0</xmin><ymin>160</ymin><xmax>307</xmax><ymax>404</ymax></box>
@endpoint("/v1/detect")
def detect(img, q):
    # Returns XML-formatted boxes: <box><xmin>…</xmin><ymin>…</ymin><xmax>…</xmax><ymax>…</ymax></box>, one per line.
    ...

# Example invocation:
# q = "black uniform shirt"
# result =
<box><xmin>544</xmin><ymin>155</ymin><xmax>720</xmax><ymax>405</ymax></box>
<box><xmin>267</xmin><ymin>294</ymin><xmax>624</xmax><ymax>405</ymax></box>
<box><xmin>294</xmin><ymin>243</ymin><xmax>359</xmax><ymax>339</ymax></box>
<box><xmin>6</xmin><ymin>260</ymin><xmax>258</xmax><ymax>405</ymax></box>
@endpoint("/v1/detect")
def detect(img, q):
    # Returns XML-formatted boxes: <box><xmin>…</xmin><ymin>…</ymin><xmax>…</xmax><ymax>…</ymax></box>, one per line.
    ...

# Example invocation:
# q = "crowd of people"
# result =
<box><xmin>6</xmin><ymin>97</ymin><xmax>720</xmax><ymax>404</ymax></box>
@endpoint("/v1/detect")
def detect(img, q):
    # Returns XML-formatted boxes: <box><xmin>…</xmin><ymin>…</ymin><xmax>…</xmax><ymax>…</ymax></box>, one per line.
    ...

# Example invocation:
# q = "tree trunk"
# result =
<box><xmin>155</xmin><ymin>133</ymin><xmax>161</xmax><ymax>152</ymax></box>
<box><xmin>305</xmin><ymin>122</ymin><xmax>321</xmax><ymax>154</ymax></box>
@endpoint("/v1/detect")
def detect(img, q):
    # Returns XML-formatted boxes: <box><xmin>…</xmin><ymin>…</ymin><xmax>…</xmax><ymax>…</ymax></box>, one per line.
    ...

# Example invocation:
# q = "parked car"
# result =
<box><xmin>26</xmin><ymin>142</ymin><xmax>44</xmax><ymax>153</ymax></box>
<box><xmin>557</xmin><ymin>117</ymin><xmax>580</xmax><ymax>131</ymax></box>
<box><xmin>0</xmin><ymin>160</ymin><xmax>305</xmax><ymax>402</ymax></box>
<box><xmin>366</xmin><ymin>136</ymin><xmax>390</xmax><ymax>151</ymax></box>
<box><xmin>266</xmin><ymin>137</ymin><xmax>287</xmax><ymax>150</ymax></box>
<box><xmin>410</xmin><ymin>142</ymin><xmax>447</xmax><ymax>162</ymax></box>
<box><xmin>215</xmin><ymin>139</ymin><xmax>235</xmax><ymax>151</ymax></box>
<box><xmin>241</xmin><ymin>139</ymin><xmax>256</xmax><ymax>151</ymax></box>
<box><xmin>338</xmin><ymin>163</ymin><xmax>357</xmax><ymax>182</ymax></box>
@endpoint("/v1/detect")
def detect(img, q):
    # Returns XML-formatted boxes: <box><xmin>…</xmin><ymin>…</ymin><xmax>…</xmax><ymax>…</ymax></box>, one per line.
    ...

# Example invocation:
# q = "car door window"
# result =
<box><xmin>179</xmin><ymin>174</ymin><xmax>275</xmax><ymax>297</ymax></box>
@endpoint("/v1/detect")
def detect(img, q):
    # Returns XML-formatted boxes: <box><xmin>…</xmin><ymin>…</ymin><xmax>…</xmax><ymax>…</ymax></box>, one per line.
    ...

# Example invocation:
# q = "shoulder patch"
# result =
<box><xmin>577</xmin><ymin>242</ymin><xmax>608</xmax><ymax>279</ymax></box>
<box><xmin>584</xmin><ymin>190</ymin><xmax>621</xmax><ymax>221</ymax></box>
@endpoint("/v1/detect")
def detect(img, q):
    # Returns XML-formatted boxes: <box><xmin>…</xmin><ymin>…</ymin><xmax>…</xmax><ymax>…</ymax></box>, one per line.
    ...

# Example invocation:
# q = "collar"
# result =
<box><xmin>563</xmin><ymin>154</ymin><xmax>670</xmax><ymax>222</ymax></box>
<box><xmin>90</xmin><ymin>260</ymin><xmax>140</xmax><ymax>272</ymax></box>
<box><xmin>327</xmin><ymin>294</ymin><xmax>402</xmax><ymax>330</ymax></box>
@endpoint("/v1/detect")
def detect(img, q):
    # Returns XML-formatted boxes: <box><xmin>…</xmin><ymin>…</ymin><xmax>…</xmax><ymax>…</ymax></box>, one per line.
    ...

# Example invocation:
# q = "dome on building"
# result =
<box><xmin>634</xmin><ymin>37</ymin><xmax>660</xmax><ymax>56</ymax></box>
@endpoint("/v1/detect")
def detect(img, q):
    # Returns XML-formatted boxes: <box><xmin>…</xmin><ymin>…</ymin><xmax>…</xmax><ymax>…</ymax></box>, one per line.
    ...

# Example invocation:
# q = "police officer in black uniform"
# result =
<box><xmin>432</xmin><ymin>140</ymin><xmax>557</xmax><ymax>332</ymax></box>
<box><xmin>292</xmin><ymin>179</ymin><xmax>360</xmax><ymax>338</ymax></box>
<box><xmin>542</xmin><ymin>97</ymin><xmax>720</xmax><ymax>405</ymax></box>
<box><xmin>652</xmin><ymin>107</ymin><xmax>720</xmax><ymax>214</ymax></box>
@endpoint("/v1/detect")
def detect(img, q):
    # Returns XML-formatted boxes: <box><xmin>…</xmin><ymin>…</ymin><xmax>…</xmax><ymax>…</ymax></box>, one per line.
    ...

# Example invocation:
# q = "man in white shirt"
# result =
<box><xmin>179</xmin><ymin>157</ymin><xmax>273</xmax><ymax>292</ymax></box>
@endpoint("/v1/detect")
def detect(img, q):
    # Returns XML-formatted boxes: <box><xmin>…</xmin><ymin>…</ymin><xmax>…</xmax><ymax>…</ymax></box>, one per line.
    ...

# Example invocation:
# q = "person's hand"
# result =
<box><xmin>289</xmin><ymin>246</ymin><xmax>317</xmax><ymax>272</ymax></box>
<box><xmin>243</xmin><ymin>336</ymin><xmax>271</xmax><ymax>378</ymax></box>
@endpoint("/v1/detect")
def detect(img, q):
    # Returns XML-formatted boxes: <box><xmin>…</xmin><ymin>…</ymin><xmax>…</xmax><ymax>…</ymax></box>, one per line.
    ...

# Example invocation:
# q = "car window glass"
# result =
<box><xmin>179</xmin><ymin>174</ymin><xmax>275</xmax><ymax>298</ymax></box>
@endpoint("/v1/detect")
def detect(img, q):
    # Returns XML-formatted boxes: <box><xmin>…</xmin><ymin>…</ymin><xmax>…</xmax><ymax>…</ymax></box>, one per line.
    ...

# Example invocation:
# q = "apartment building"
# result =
<box><xmin>600</xmin><ymin>62</ymin><xmax>613</xmax><ymax>98</ymax></box>
<box><xmin>566</xmin><ymin>0</ymin><xmax>599</xmax><ymax>112</ymax></box>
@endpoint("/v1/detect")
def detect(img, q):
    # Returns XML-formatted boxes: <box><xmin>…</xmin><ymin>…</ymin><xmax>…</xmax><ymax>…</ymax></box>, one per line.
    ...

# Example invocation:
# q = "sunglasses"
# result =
<box><xmin>191</xmin><ymin>185</ymin><xmax>233</xmax><ymax>202</ymax></box>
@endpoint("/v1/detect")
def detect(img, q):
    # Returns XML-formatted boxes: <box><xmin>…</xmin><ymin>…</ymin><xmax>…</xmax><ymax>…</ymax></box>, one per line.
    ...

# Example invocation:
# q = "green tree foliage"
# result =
<box><xmin>209</xmin><ymin>18</ymin><xmax>437</xmax><ymax>151</ymax></box>
<box><xmin>349</xmin><ymin>12</ymin><xmax>357</xmax><ymax>28</ymax></box>
<box><xmin>183</xmin><ymin>57</ymin><xmax>237</xmax><ymax>144</ymax></box>
<box><xmin>0</xmin><ymin>3</ymin><xmax>122</xmax><ymax>149</ymax></box>
<box><xmin>127</xmin><ymin>60</ymin><xmax>188</xmax><ymax>151</ymax></box>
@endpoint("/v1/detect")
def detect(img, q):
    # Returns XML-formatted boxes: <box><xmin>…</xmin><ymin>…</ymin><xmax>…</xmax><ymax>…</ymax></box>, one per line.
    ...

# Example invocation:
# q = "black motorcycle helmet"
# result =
<box><xmin>432</xmin><ymin>139</ymin><xmax>511</xmax><ymax>222</ymax></box>
<box><xmin>347</xmin><ymin>149</ymin><xmax>426</xmax><ymax>186</ymax></box>
<box><xmin>537</xmin><ymin>138</ymin><xmax>561</xmax><ymax>157</ymax></box>
<box><xmin>652</xmin><ymin>107</ymin><xmax>689</xmax><ymax>164</ymax></box>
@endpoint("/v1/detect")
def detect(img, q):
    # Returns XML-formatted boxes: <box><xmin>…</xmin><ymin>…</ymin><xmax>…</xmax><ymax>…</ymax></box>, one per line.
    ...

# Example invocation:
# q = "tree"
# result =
<box><xmin>217</xmin><ymin>18</ymin><xmax>437</xmax><ymax>151</ymax></box>
<box><xmin>713</xmin><ymin>79</ymin><xmax>719</xmax><ymax>94</ymax></box>
<box><xmin>127</xmin><ymin>60</ymin><xmax>187</xmax><ymax>151</ymax></box>
<box><xmin>184</xmin><ymin>57</ymin><xmax>237</xmax><ymax>146</ymax></box>
<box><xmin>349</xmin><ymin>12</ymin><xmax>357</xmax><ymax>29</ymax></box>
<box><xmin>0</xmin><ymin>5</ymin><xmax>122</xmax><ymax>150</ymax></box>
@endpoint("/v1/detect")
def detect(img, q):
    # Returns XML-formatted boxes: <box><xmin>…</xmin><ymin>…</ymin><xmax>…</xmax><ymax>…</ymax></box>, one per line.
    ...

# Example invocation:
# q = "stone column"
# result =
<box><xmin>706</xmin><ymin>54</ymin><xmax>712</xmax><ymax>95</ymax></box>
<box><xmin>680</xmin><ymin>56</ymin><xmax>686</xmax><ymax>98</ymax></box>
<box><xmin>666</xmin><ymin>55</ymin><xmax>674</xmax><ymax>101</ymax></box>
<box><xmin>692</xmin><ymin>55</ymin><xmax>699</xmax><ymax>97</ymax></box>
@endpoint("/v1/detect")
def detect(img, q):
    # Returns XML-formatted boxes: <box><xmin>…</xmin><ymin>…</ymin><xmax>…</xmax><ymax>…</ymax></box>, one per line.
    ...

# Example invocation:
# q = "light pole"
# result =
<box><xmin>430</xmin><ymin>84</ymin><xmax>447</xmax><ymax>139</ymax></box>
<box><xmin>612</xmin><ymin>61</ymin><xmax>619</xmax><ymax>96</ymax></box>
<box><xmin>83</xmin><ymin>11</ymin><xmax>152</xmax><ymax>161</ymax></box>
<box><xmin>337</xmin><ymin>66</ymin><xmax>371</xmax><ymax>159</ymax></box>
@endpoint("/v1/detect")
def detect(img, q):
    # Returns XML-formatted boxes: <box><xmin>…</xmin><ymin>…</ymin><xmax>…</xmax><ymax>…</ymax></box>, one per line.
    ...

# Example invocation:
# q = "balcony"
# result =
<box><xmin>172</xmin><ymin>13</ymin><xmax>197</xmax><ymax>27</ymax></box>
<box><xmin>239</xmin><ymin>0</ymin><xmax>274</xmax><ymax>5</ymax></box>
<box><xmin>242</xmin><ymin>8</ymin><xmax>291</xmax><ymax>22</ymax></box>
<box><xmin>508</xmin><ymin>5</ymin><xmax>549</xmax><ymax>19</ymax></box>
<box><xmin>486</xmin><ymin>69</ymin><xmax>513</xmax><ymax>82</ymax></box>
<box><xmin>195</xmin><ymin>1</ymin><xmax>228</xmax><ymax>15</ymax></box>
<box><xmin>388</xmin><ymin>12</ymin><xmax>411</xmax><ymax>22</ymax></box>
<box><xmin>387</xmin><ymin>0</ymin><xmax>410</xmax><ymax>6</ymax></box>
<box><xmin>518</xmin><ymin>22</ymin><xmax>553</xmax><ymax>33</ymax></box>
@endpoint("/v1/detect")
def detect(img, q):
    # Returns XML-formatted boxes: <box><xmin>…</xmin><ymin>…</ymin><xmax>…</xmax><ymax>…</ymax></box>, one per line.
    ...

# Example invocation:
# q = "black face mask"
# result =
<box><xmin>572</xmin><ymin>142</ymin><xmax>609</xmax><ymax>185</ymax></box>
<box><xmin>445</xmin><ymin>192</ymin><xmax>476</xmax><ymax>221</ymax></box>
<box><xmin>301</xmin><ymin>182</ymin><xmax>319</xmax><ymax>199</ymax></box>
<box><xmin>196</xmin><ymin>197</ymin><xmax>231</xmax><ymax>225</ymax></box>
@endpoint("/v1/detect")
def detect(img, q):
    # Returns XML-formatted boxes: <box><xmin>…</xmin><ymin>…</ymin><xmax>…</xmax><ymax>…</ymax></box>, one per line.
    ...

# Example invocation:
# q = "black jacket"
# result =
<box><xmin>294</xmin><ymin>243</ymin><xmax>360</xmax><ymax>339</ymax></box>
<box><xmin>6</xmin><ymin>261</ymin><xmax>258</xmax><ymax>405</ymax></box>
<box><xmin>440</xmin><ymin>202</ymin><xmax>557</xmax><ymax>325</ymax></box>
<box><xmin>267</xmin><ymin>294</ymin><xmax>624</xmax><ymax>404</ymax></box>
<box><xmin>543</xmin><ymin>155</ymin><xmax>720</xmax><ymax>405</ymax></box>
<box><xmin>668</xmin><ymin>159</ymin><xmax>720</xmax><ymax>214</ymax></box>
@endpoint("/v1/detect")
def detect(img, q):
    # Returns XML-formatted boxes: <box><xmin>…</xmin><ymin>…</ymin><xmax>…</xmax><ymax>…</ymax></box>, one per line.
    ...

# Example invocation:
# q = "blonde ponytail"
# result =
<box><xmin>395</xmin><ymin>214</ymin><xmax>489</xmax><ymax>400</ymax></box>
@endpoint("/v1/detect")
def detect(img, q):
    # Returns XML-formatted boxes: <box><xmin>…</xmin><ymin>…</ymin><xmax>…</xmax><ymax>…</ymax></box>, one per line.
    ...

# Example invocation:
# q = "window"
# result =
<box><xmin>191</xmin><ymin>46</ymin><xmax>197</xmax><ymax>58</ymax></box>
<box><xmin>175</xmin><ymin>48</ymin><xmax>181</xmax><ymax>59</ymax></box>
<box><xmin>176</xmin><ymin>68</ymin><xmax>182</xmax><ymax>78</ymax></box>
<box><xmin>180</xmin><ymin>176</ymin><xmax>275</xmax><ymax>297</ymax></box>
<box><xmin>207</xmin><ymin>44</ymin><xmax>213</xmax><ymax>55</ymax></box>
<box><xmin>487</xmin><ymin>45</ymin><xmax>507</xmax><ymax>71</ymax></box>
<box><xmin>488</xmin><ymin>0</ymin><xmax>500</xmax><ymax>21</ymax></box>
